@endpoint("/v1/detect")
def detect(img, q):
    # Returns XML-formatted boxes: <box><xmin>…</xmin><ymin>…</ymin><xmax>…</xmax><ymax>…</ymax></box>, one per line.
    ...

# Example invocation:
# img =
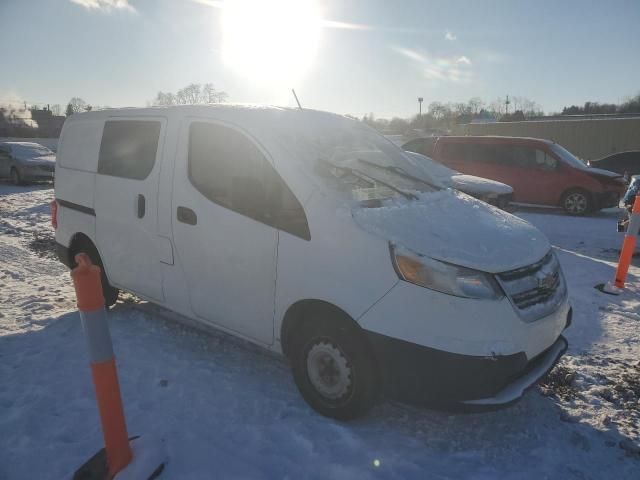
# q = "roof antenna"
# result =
<box><xmin>291</xmin><ymin>89</ymin><xmax>302</xmax><ymax>110</ymax></box>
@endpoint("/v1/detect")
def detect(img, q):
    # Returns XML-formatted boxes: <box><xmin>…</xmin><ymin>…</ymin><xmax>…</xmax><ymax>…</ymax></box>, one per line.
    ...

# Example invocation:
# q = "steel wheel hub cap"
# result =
<box><xmin>306</xmin><ymin>342</ymin><xmax>352</xmax><ymax>399</ymax></box>
<box><xmin>566</xmin><ymin>193</ymin><xmax>586</xmax><ymax>213</ymax></box>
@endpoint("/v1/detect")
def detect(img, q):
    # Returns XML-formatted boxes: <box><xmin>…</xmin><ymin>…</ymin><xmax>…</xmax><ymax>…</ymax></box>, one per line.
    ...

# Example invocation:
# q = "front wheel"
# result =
<box><xmin>562</xmin><ymin>189</ymin><xmax>592</xmax><ymax>216</ymax></box>
<box><xmin>290</xmin><ymin>317</ymin><xmax>378</xmax><ymax>420</ymax></box>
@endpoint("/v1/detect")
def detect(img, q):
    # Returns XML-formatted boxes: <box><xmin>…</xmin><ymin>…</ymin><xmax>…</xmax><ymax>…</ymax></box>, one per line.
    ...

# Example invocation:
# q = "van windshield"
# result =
<box><xmin>312</xmin><ymin>124</ymin><xmax>442</xmax><ymax>202</ymax></box>
<box><xmin>315</xmin><ymin>125</ymin><xmax>419</xmax><ymax>171</ymax></box>
<box><xmin>550</xmin><ymin>143</ymin><xmax>588</xmax><ymax>170</ymax></box>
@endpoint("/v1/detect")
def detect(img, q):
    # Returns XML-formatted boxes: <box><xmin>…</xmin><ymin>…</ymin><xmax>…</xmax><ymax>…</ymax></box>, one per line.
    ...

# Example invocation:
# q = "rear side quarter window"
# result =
<box><xmin>98</xmin><ymin>120</ymin><xmax>161</xmax><ymax>180</ymax></box>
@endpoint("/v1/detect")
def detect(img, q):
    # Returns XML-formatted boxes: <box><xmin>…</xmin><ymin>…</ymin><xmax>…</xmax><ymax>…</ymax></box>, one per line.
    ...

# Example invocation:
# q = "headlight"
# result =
<box><xmin>390</xmin><ymin>244</ymin><xmax>503</xmax><ymax>300</ymax></box>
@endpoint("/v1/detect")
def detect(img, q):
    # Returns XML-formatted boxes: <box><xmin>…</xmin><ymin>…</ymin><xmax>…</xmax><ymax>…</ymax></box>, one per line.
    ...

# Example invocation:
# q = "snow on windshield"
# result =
<box><xmin>304</xmin><ymin>125</ymin><xmax>446</xmax><ymax>200</ymax></box>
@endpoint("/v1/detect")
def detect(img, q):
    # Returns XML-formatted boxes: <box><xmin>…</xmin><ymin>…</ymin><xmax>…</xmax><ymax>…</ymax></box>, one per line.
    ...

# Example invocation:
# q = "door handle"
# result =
<box><xmin>137</xmin><ymin>194</ymin><xmax>146</xmax><ymax>218</ymax></box>
<box><xmin>177</xmin><ymin>206</ymin><xmax>197</xmax><ymax>225</ymax></box>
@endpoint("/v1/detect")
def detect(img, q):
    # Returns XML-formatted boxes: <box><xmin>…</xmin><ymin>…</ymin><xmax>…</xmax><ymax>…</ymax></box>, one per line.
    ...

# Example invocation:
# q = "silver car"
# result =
<box><xmin>0</xmin><ymin>142</ymin><xmax>56</xmax><ymax>185</ymax></box>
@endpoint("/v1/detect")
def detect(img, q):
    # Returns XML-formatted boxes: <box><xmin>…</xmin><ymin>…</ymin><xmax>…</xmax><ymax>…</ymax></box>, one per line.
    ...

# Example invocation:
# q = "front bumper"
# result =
<box><xmin>463</xmin><ymin>335</ymin><xmax>567</xmax><ymax>406</ymax></box>
<box><xmin>364</xmin><ymin>320</ymin><xmax>569</xmax><ymax>407</ymax></box>
<box><xmin>358</xmin><ymin>276</ymin><xmax>572</xmax><ymax>406</ymax></box>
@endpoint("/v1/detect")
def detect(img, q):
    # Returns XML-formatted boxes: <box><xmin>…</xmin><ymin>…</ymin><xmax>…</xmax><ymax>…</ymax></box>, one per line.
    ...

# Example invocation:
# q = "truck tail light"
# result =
<box><xmin>50</xmin><ymin>200</ymin><xmax>58</xmax><ymax>229</ymax></box>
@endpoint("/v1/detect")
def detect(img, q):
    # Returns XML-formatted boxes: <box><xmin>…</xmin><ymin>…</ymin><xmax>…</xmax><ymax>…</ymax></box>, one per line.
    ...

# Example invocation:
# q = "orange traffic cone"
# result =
<box><xmin>70</xmin><ymin>254</ymin><xmax>165</xmax><ymax>479</ymax></box>
<box><xmin>602</xmin><ymin>194</ymin><xmax>640</xmax><ymax>294</ymax></box>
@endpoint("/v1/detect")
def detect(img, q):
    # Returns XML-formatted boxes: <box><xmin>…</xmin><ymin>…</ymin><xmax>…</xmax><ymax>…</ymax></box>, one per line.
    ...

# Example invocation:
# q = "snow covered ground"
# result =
<box><xmin>1</xmin><ymin>184</ymin><xmax>639</xmax><ymax>479</ymax></box>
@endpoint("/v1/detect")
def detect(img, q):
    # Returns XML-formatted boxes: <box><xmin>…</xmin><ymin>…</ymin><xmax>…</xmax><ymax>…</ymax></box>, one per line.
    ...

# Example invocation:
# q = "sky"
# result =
<box><xmin>1</xmin><ymin>0</ymin><xmax>639</xmax><ymax>118</ymax></box>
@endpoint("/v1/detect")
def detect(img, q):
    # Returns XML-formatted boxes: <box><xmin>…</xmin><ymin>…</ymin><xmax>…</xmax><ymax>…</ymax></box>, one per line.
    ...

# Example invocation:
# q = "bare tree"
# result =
<box><xmin>202</xmin><ymin>83</ymin><xmax>228</xmax><ymax>103</ymax></box>
<box><xmin>176</xmin><ymin>84</ymin><xmax>202</xmax><ymax>105</ymax></box>
<box><xmin>489</xmin><ymin>97</ymin><xmax>506</xmax><ymax>119</ymax></box>
<box><xmin>428</xmin><ymin>102</ymin><xmax>446</xmax><ymax>119</ymax></box>
<box><xmin>152</xmin><ymin>83</ymin><xmax>228</xmax><ymax>106</ymax></box>
<box><xmin>51</xmin><ymin>104</ymin><xmax>62</xmax><ymax>116</ymax></box>
<box><xmin>467</xmin><ymin>97</ymin><xmax>485</xmax><ymax>114</ymax></box>
<box><xmin>68</xmin><ymin>97</ymin><xmax>88</xmax><ymax>114</ymax></box>
<box><xmin>509</xmin><ymin>96</ymin><xmax>542</xmax><ymax>117</ymax></box>
<box><xmin>153</xmin><ymin>92</ymin><xmax>176</xmax><ymax>106</ymax></box>
<box><xmin>453</xmin><ymin>102</ymin><xmax>470</xmax><ymax>116</ymax></box>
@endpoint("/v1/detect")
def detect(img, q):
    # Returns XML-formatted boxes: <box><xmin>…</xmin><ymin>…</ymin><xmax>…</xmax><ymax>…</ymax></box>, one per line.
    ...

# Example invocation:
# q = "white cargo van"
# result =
<box><xmin>53</xmin><ymin>105</ymin><xmax>570</xmax><ymax>419</ymax></box>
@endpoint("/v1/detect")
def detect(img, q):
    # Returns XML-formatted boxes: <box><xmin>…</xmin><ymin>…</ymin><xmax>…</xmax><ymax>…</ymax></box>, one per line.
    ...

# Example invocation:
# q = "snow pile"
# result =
<box><xmin>353</xmin><ymin>189</ymin><xmax>549</xmax><ymax>273</ymax></box>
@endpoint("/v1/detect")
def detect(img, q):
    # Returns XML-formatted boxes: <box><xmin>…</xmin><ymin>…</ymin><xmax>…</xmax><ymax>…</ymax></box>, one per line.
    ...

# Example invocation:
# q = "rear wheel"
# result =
<box><xmin>10</xmin><ymin>168</ymin><xmax>22</xmax><ymax>186</ymax></box>
<box><xmin>290</xmin><ymin>314</ymin><xmax>378</xmax><ymax>420</ymax></box>
<box><xmin>562</xmin><ymin>189</ymin><xmax>592</xmax><ymax>216</ymax></box>
<box><xmin>71</xmin><ymin>241</ymin><xmax>119</xmax><ymax>307</ymax></box>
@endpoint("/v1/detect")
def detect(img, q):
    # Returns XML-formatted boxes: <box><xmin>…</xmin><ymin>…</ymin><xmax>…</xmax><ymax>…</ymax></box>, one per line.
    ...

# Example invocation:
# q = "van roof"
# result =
<box><xmin>66</xmin><ymin>103</ymin><xmax>347</xmax><ymax>124</ymax></box>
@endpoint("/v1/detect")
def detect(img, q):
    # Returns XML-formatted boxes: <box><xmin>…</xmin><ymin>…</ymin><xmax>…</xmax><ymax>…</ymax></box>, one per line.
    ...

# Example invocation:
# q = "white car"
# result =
<box><xmin>0</xmin><ymin>141</ymin><xmax>56</xmax><ymax>184</ymax></box>
<box><xmin>53</xmin><ymin>105</ymin><xmax>570</xmax><ymax>419</ymax></box>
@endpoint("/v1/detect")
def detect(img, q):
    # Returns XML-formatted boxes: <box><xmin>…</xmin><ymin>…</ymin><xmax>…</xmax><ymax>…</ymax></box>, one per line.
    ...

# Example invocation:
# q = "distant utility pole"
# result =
<box><xmin>418</xmin><ymin>97</ymin><xmax>423</xmax><ymax>117</ymax></box>
<box><xmin>505</xmin><ymin>95</ymin><xmax>511</xmax><ymax>115</ymax></box>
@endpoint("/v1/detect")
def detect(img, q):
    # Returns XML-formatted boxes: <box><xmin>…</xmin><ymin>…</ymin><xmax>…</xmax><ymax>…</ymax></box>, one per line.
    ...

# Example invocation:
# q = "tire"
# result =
<box><xmin>290</xmin><ymin>314</ymin><xmax>378</xmax><ymax>420</ymax></box>
<box><xmin>561</xmin><ymin>189</ymin><xmax>592</xmax><ymax>216</ymax></box>
<box><xmin>10</xmin><ymin>168</ymin><xmax>22</xmax><ymax>186</ymax></box>
<box><xmin>71</xmin><ymin>242</ymin><xmax>119</xmax><ymax>307</ymax></box>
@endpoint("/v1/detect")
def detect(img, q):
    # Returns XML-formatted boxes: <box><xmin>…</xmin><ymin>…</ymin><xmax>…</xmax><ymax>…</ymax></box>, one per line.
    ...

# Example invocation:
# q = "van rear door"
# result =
<box><xmin>94</xmin><ymin>117</ymin><xmax>166</xmax><ymax>301</ymax></box>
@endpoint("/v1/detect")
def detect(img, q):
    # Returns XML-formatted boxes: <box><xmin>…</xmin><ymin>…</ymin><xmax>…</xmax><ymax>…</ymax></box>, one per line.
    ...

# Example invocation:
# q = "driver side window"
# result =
<box><xmin>188</xmin><ymin>122</ymin><xmax>311</xmax><ymax>240</ymax></box>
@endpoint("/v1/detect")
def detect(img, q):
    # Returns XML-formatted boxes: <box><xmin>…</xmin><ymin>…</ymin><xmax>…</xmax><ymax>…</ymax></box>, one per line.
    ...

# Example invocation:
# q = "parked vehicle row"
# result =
<box><xmin>52</xmin><ymin>106</ymin><xmax>570</xmax><ymax>419</ymax></box>
<box><xmin>403</xmin><ymin>136</ymin><xmax>628</xmax><ymax>215</ymax></box>
<box><xmin>0</xmin><ymin>141</ymin><xmax>56</xmax><ymax>185</ymax></box>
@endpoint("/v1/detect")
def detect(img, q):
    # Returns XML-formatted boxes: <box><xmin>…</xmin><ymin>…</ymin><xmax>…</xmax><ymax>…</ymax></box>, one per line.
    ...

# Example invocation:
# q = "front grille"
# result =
<box><xmin>38</xmin><ymin>164</ymin><xmax>54</xmax><ymax>172</ymax></box>
<box><xmin>497</xmin><ymin>251</ymin><xmax>567</xmax><ymax>322</ymax></box>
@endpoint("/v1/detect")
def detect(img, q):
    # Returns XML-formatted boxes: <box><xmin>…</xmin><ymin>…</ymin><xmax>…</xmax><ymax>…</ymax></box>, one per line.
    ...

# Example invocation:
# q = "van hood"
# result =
<box><xmin>352</xmin><ymin>189</ymin><xmax>549</xmax><ymax>274</ymax></box>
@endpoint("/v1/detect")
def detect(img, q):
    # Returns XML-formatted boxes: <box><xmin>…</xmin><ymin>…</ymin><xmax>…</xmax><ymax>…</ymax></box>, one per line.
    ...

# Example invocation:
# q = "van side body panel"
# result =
<box><xmin>273</xmin><ymin>191</ymin><xmax>400</xmax><ymax>350</ymax></box>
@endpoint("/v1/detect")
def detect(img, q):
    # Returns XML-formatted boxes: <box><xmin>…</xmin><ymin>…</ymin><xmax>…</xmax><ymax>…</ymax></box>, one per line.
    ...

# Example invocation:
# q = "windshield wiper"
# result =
<box><xmin>319</xmin><ymin>159</ymin><xmax>418</xmax><ymax>200</ymax></box>
<box><xmin>357</xmin><ymin>158</ymin><xmax>440</xmax><ymax>190</ymax></box>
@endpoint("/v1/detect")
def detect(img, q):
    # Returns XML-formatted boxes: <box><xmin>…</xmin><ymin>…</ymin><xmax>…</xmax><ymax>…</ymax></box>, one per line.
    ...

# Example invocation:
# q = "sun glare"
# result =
<box><xmin>221</xmin><ymin>0</ymin><xmax>322</xmax><ymax>86</ymax></box>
